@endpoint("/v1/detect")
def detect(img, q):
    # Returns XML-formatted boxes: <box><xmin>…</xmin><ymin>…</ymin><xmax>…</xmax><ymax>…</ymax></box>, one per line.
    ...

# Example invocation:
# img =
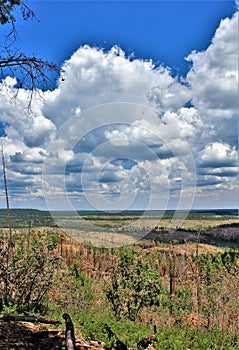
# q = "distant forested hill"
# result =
<box><xmin>0</xmin><ymin>208</ymin><xmax>237</xmax><ymax>229</ymax></box>
<box><xmin>0</xmin><ymin>209</ymin><xmax>56</xmax><ymax>228</ymax></box>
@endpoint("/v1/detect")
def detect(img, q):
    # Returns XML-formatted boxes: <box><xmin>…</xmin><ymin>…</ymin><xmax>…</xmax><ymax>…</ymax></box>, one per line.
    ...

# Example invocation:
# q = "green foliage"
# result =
<box><xmin>0</xmin><ymin>230</ymin><xmax>60</xmax><ymax>312</ymax></box>
<box><xmin>170</xmin><ymin>288</ymin><xmax>193</xmax><ymax>315</ymax></box>
<box><xmin>104</xmin><ymin>247</ymin><xmax>162</xmax><ymax>321</ymax></box>
<box><xmin>197</xmin><ymin>249</ymin><xmax>239</xmax><ymax>273</ymax></box>
<box><xmin>0</xmin><ymin>209</ymin><xmax>57</xmax><ymax>228</ymax></box>
<box><xmin>0</xmin><ymin>219</ymin><xmax>238</xmax><ymax>348</ymax></box>
<box><xmin>77</xmin><ymin>312</ymin><xmax>152</xmax><ymax>348</ymax></box>
<box><xmin>153</xmin><ymin>326</ymin><xmax>238</xmax><ymax>349</ymax></box>
<box><xmin>2</xmin><ymin>302</ymin><xmax>18</xmax><ymax>315</ymax></box>
<box><xmin>0</xmin><ymin>0</ymin><xmax>34</xmax><ymax>25</ymax></box>
<box><xmin>0</xmin><ymin>0</ymin><xmax>20</xmax><ymax>25</ymax></box>
<box><xmin>51</xmin><ymin>264</ymin><xmax>94</xmax><ymax>315</ymax></box>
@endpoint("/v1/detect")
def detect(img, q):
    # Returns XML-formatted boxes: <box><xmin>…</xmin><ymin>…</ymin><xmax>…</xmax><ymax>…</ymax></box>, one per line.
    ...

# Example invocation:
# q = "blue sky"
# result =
<box><xmin>0</xmin><ymin>1</ymin><xmax>238</xmax><ymax>212</ymax></box>
<box><xmin>15</xmin><ymin>1</ymin><xmax>236</xmax><ymax>76</ymax></box>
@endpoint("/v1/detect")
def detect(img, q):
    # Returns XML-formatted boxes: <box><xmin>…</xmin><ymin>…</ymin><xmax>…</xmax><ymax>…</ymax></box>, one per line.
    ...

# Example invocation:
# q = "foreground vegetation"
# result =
<box><xmin>0</xmin><ymin>212</ymin><xmax>238</xmax><ymax>349</ymax></box>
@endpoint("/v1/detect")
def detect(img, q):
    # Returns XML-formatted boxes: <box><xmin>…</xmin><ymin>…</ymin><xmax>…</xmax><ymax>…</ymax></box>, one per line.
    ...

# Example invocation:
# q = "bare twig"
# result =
<box><xmin>0</xmin><ymin>1</ymin><xmax>61</xmax><ymax>108</ymax></box>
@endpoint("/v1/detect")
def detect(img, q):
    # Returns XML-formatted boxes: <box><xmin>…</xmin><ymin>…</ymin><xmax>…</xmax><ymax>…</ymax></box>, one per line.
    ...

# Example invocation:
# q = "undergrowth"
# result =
<box><xmin>0</xmin><ymin>228</ymin><xmax>238</xmax><ymax>349</ymax></box>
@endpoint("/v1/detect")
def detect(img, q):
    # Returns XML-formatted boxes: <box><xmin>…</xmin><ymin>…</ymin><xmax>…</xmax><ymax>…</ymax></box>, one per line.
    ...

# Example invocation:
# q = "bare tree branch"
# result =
<box><xmin>0</xmin><ymin>0</ymin><xmax>61</xmax><ymax>107</ymax></box>
<box><xmin>0</xmin><ymin>52</ymin><xmax>60</xmax><ymax>88</ymax></box>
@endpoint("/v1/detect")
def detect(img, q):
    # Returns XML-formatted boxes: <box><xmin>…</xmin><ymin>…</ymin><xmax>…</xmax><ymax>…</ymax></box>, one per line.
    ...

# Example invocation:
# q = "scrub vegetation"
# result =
<box><xmin>0</xmin><ymin>210</ymin><xmax>238</xmax><ymax>349</ymax></box>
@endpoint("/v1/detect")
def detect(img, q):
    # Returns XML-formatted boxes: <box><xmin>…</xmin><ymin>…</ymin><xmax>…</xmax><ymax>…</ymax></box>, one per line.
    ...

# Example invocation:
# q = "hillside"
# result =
<box><xmin>0</xmin><ymin>210</ymin><xmax>238</xmax><ymax>349</ymax></box>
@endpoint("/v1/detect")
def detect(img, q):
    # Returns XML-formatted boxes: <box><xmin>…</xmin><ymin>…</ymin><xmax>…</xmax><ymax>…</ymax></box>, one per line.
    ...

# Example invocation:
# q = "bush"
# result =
<box><xmin>0</xmin><ymin>230</ymin><xmax>60</xmax><ymax>312</ymax></box>
<box><xmin>104</xmin><ymin>247</ymin><xmax>162</xmax><ymax>321</ymax></box>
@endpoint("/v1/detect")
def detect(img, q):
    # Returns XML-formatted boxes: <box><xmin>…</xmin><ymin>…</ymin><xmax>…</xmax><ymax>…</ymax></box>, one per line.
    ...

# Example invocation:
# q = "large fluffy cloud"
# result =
<box><xmin>0</xmin><ymin>11</ymin><xmax>238</xmax><ymax>209</ymax></box>
<box><xmin>186</xmin><ymin>13</ymin><xmax>238</xmax><ymax>146</ymax></box>
<box><xmin>43</xmin><ymin>45</ymin><xmax>191</xmax><ymax>126</ymax></box>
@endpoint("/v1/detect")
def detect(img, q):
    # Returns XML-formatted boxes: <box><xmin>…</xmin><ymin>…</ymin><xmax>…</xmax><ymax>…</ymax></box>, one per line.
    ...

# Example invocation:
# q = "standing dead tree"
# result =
<box><xmin>1</xmin><ymin>142</ymin><xmax>12</xmax><ymax>246</ymax></box>
<box><xmin>62</xmin><ymin>313</ymin><xmax>76</xmax><ymax>350</ymax></box>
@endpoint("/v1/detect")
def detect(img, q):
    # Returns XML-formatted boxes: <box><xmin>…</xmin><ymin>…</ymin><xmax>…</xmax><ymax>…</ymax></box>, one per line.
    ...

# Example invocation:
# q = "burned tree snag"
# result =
<box><xmin>62</xmin><ymin>313</ymin><xmax>76</xmax><ymax>350</ymax></box>
<box><xmin>1</xmin><ymin>142</ymin><xmax>12</xmax><ymax>246</ymax></box>
<box><xmin>169</xmin><ymin>252</ymin><xmax>176</xmax><ymax>315</ymax></box>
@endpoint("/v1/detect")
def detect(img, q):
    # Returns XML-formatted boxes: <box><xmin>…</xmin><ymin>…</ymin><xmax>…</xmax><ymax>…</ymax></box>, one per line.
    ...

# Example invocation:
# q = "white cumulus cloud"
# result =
<box><xmin>0</xmin><ymin>10</ymin><xmax>238</xmax><ymax>209</ymax></box>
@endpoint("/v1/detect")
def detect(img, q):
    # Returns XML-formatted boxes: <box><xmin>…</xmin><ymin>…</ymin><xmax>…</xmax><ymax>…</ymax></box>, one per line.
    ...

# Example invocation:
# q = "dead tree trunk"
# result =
<box><xmin>169</xmin><ymin>252</ymin><xmax>176</xmax><ymax>315</ymax></box>
<box><xmin>1</xmin><ymin>143</ymin><xmax>12</xmax><ymax>246</ymax></box>
<box><xmin>196</xmin><ymin>230</ymin><xmax>202</xmax><ymax>317</ymax></box>
<box><xmin>62</xmin><ymin>313</ymin><xmax>76</xmax><ymax>350</ymax></box>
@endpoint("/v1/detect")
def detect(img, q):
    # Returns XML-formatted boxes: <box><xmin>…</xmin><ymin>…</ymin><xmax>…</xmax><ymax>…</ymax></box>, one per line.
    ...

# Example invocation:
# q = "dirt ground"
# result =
<box><xmin>0</xmin><ymin>321</ymin><xmax>104</xmax><ymax>350</ymax></box>
<box><xmin>0</xmin><ymin>322</ymin><xmax>64</xmax><ymax>350</ymax></box>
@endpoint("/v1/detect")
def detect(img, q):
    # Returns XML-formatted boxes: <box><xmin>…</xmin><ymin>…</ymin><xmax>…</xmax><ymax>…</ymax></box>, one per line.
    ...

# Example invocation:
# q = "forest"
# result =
<box><xmin>0</xmin><ymin>210</ymin><xmax>238</xmax><ymax>349</ymax></box>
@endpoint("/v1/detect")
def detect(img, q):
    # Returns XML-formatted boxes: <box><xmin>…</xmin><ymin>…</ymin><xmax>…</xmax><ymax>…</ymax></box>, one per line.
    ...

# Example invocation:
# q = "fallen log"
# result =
<box><xmin>0</xmin><ymin>313</ymin><xmax>61</xmax><ymax>324</ymax></box>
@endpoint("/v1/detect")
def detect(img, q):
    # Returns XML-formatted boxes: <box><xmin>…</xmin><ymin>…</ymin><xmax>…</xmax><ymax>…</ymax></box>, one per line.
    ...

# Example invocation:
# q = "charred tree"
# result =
<box><xmin>1</xmin><ymin>142</ymin><xmax>12</xmax><ymax>246</ymax></box>
<box><xmin>62</xmin><ymin>313</ymin><xmax>76</xmax><ymax>350</ymax></box>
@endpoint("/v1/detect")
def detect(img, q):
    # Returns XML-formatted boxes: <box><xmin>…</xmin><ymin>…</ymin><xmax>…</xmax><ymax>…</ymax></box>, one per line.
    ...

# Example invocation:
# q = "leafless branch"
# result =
<box><xmin>0</xmin><ymin>1</ymin><xmax>61</xmax><ymax>108</ymax></box>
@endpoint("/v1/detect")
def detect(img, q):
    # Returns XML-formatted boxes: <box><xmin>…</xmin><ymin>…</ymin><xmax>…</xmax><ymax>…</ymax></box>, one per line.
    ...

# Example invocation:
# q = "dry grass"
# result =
<box><xmin>143</xmin><ymin>242</ymin><xmax>225</xmax><ymax>256</ymax></box>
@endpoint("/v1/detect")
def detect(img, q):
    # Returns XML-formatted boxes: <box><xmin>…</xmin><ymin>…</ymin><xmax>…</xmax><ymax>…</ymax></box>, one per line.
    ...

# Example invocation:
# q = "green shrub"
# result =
<box><xmin>0</xmin><ymin>230</ymin><xmax>60</xmax><ymax>312</ymax></box>
<box><xmin>104</xmin><ymin>247</ymin><xmax>162</xmax><ymax>321</ymax></box>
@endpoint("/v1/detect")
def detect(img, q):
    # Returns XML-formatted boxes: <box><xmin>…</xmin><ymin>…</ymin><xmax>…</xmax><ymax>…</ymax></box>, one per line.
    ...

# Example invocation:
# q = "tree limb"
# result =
<box><xmin>0</xmin><ymin>314</ymin><xmax>62</xmax><ymax>324</ymax></box>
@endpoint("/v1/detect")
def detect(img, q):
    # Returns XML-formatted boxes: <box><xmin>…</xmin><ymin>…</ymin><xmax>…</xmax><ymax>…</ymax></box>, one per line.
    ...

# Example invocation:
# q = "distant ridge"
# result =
<box><xmin>0</xmin><ymin>208</ymin><xmax>238</xmax><ymax>214</ymax></box>
<box><xmin>0</xmin><ymin>208</ymin><xmax>237</xmax><ymax>229</ymax></box>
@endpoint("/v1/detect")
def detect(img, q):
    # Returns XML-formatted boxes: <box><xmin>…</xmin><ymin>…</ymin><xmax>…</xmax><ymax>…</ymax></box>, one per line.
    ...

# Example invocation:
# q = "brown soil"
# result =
<box><xmin>0</xmin><ymin>321</ymin><xmax>104</xmax><ymax>350</ymax></box>
<box><xmin>0</xmin><ymin>322</ymin><xmax>63</xmax><ymax>350</ymax></box>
